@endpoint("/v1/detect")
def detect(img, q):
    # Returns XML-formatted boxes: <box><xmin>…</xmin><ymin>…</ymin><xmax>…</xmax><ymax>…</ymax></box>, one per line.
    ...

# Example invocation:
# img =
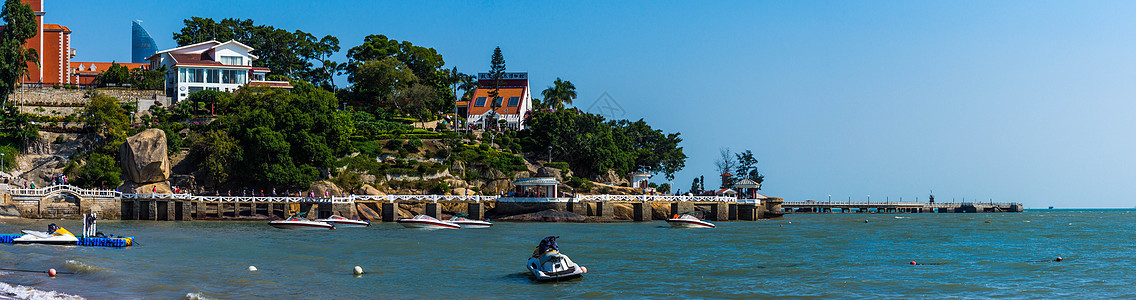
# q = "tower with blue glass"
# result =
<box><xmin>131</xmin><ymin>20</ymin><xmax>157</xmax><ymax>63</ymax></box>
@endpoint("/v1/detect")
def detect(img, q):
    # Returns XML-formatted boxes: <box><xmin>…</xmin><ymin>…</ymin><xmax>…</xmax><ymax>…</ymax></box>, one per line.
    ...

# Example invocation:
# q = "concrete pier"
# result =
<box><xmin>632</xmin><ymin>202</ymin><xmax>651</xmax><ymax>221</ymax></box>
<box><xmin>381</xmin><ymin>202</ymin><xmax>399</xmax><ymax>222</ymax></box>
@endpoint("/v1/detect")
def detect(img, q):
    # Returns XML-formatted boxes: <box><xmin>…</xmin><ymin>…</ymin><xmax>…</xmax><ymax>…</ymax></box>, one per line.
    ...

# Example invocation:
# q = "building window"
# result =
<box><xmin>188</xmin><ymin>87</ymin><xmax>203</xmax><ymax>94</ymax></box>
<box><xmin>474</xmin><ymin>97</ymin><xmax>486</xmax><ymax>107</ymax></box>
<box><xmin>206</xmin><ymin>87</ymin><xmax>219</xmax><ymax>91</ymax></box>
<box><xmin>508</xmin><ymin>97</ymin><xmax>519</xmax><ymax>106</ymax></box>
<box><xmin>206</xmin><ymin>69</ymin><xmax>219</xmax><ymax>84</ymax></box>
<box><xmin>178</xmin><ymin>68</ymin><xmax>186</xmax><ymax>83</ymax></box>
<box><xmin>220</xmin><ymin>56</ymin><xmax>243</xmax><ymax>66</ymax></box>
<box><xmin>494</xmin><ymin>97</ymin><xmax>503</xmax><ymax>106</ymax></box>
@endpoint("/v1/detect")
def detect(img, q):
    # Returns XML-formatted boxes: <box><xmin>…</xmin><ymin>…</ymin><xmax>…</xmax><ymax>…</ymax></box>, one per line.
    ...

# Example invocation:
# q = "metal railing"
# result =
<box><xmin>574</xmin><ymin>195</ymin><xmax>739</xmax><ymax>203</ymax></box>
<box><xmin>782</xmin><ymin>201</ymin><xmax>1019</xmax><ymax>207</ymax></box>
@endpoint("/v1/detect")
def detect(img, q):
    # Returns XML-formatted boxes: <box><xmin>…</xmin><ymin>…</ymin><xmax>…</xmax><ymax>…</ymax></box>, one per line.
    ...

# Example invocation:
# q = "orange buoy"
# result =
<box><xmin>48</xmin><ymin>269</ymin><xmax>56</xmax><ymax>277</ymax></box>
<box><xmin>1054</xmin><ymin>257</ymin><xmax>1063</xmax><ymax>262</ymax></box>
<box><xmin>910</xmin><ymin>261</ymin><xmax>917</xmax><ymax>265</ymax></box>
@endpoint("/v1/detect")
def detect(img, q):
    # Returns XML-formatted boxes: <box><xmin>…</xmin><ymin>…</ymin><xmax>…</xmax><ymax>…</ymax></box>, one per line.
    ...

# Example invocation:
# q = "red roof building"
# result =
<box><xmin>459</xmin><ymin>72</ymin><xmax>533</xmax><ymax>130</ymax></box>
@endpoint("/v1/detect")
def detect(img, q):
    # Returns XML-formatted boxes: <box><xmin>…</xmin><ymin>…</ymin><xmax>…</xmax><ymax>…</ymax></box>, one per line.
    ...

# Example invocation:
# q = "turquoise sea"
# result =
<box><xmin>0</xmin><ymin>209</ymin><xmax>1130</xmax><ymax>299</ymax></box>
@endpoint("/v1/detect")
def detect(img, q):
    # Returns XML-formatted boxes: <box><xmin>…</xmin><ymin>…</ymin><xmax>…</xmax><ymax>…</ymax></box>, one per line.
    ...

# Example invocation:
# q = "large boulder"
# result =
<box><xmin>358</xmin><ymin>184</ymin><xmax>384</xmax><ymax>195</ymax></box>
<box><xmin>120</xmin><ymin>129</ymin><xmax>170</xmax><ymax>184</ymax></box>
<box><xmin>594</xmin><ymin>169</ymin><xmax>628</xmax><ymax>186</ymax></box>
<box><xmin>310</xmin><ymin>181</ymin><xmax>345</xmax><ymax>197</ymax></box>
<box><xmin>536</xmin><ymin>167</ymin><xmax>563</xmax><ymax>181</ymax></box>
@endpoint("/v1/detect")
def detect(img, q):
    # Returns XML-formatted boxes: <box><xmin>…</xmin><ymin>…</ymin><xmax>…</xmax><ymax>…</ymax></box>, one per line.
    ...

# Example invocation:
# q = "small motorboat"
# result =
<box><xmin>527</xmin><ymin>236</ymin><xmax>586</xmax><ymax>282</ymax></box>
<box><xmin>315</xmin><ymin>215</ymin><xmax>371</xmax><ymax>228</ymax></box>
<box><xmin>397</xmin><ymin>215</ymin><xmax>460</xmax><ymax>229</ymax></box>
<box><xmin>666</xmin><ymin>213</ymin><xmax>716</xmax><ymax>228</ymax></box>
<box><xmin>448</xmin><ymin>213</ymin><xmax>492</xmax><ymax>228</ymax></box>
<box><xmin>14</xmin><ymin>224</ymin><xmax>79</xmax><ymax>245</ymax></box>
<box><xmin>269</xmin><ymin>214</ymin><xmax>335</xmax><ymax>230</ymax></box>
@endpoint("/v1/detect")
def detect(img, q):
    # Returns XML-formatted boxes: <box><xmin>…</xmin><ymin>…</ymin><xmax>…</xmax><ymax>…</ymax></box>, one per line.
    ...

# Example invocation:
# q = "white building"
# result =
<box><xmin>148</xmin><ymin>39</ymin><xmax>291</xmax><ymax>102</ymax></box>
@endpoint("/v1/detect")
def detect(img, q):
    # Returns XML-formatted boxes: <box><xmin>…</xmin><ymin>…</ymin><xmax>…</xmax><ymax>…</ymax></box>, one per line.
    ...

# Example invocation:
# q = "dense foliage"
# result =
<box><xmin>520</xmin><ymin>109</ymin><xmax>686</xmax><ymax>180</ymax></box>
<box><xmin>192</xmin><ymin>81</ymin><xmax>354</xmax><ymax>188</ymax></box>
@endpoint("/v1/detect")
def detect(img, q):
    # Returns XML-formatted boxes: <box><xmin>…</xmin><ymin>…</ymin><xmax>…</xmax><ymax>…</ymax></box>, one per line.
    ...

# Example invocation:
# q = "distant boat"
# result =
<box><xmin>1049</xmin><ymin>206</ymin><xmax>1054</xmax><ymax>209</ymax></box>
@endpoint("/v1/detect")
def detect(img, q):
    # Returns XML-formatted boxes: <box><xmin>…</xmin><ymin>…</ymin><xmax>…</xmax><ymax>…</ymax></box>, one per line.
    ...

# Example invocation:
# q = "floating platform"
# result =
<box><xmin>0</xmin><ymin>234</ymin><xmax>133</xmax><ymax>247</ymax></box>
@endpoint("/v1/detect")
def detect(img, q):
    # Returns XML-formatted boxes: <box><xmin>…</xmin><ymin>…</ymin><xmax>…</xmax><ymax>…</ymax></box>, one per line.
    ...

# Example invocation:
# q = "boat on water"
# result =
<box><xmin>397</xmin><ymin>215</ymin><xmax>461</xmax><ymax>229</ymax></box>
<box><xmin>666</xmin><ymin>213</ymin><xmax>716</xmax><ymax>228</ymax></box>
<box><xmin>448</xmin><ymin>213</ymin><xmax>492</xmax><ymax>228</ymax></box>
<box><xmin>269</xmin><ymin>214</ymin><xmax>336</xmax><ymax>230</ymax></box>
<box><xmin>526</xmin><ymin>236</ymin><xmax>586</xmax><ymax>282</ymax></box>
<box><xmin>315</xmin><ymin>215</ymin><xmax>371</xmax><ymax>227</ymax></box>
<box><xmin>13</xmin><ymin>224</ymin><xmax>78</xmax><ymax>245</ymax></box>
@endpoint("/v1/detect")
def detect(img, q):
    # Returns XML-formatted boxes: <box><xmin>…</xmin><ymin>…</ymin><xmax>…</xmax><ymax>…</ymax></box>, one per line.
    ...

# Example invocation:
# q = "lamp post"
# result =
<box><xmin>547</xmin><ymin>146</ymin><xmax>553</xmax><ymax>162</ymax></box>
<box><xmin>1</xmin><ymin>152</ymin><xmax>5</xmax><ymax>174</ymax></box>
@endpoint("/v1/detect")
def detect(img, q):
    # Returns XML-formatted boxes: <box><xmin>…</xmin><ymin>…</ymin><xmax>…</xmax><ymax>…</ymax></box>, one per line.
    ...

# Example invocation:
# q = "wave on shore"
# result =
<box><xmin>0</xmin><ymin>281</ymin><xmax>82</xmax><ymax>300</ymax></box>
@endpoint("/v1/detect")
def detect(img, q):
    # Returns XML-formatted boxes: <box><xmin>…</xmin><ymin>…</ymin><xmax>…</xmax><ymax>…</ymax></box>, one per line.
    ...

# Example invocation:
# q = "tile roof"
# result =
<box><xmin>170</xmin><ymin>53</ymin><xmax>222</xmax><ymax>66</ymax></box>
<box><xmin>70</xmin><ymin>62</ymin><xmax>149</xmax><ymax>74</ymax></box>
<box><xmin>466</xmin><ymin>87</ymin><xmax>526</xmax><ymax>116</ymax></box>
<box><xmin>43</xmin><ymin>24</ymin><xmax>70</xmax><ymax>32</ymax></box>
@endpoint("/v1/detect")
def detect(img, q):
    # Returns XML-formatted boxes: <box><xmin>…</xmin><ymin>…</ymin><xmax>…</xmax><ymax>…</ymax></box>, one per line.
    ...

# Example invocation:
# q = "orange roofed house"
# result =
<box><xmin>456</xmin><ymin>72</ymin><xmax>533</xmax><ymax>130</ymax></box>
<box><xmin>0</xmin><ymin>0</ymin><xmax>75</xmax><ymax>86</ymax></box>
<box><xmin>1</xmin><ymin>0</ymin><xmax>152</xmax><ymax>86</ymax></box>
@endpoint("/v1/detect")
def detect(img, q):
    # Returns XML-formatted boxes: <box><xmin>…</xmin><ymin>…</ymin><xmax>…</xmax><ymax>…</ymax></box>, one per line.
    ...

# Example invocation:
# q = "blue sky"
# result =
<box><xmin>51</xmin><ymin>0</ymin><xmax>1136</xmax><ymax>208</ymax></box>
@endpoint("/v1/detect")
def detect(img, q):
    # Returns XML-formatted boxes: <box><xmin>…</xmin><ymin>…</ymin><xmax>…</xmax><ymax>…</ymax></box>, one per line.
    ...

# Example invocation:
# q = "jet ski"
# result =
<box><xmin>448</xmin><ymin>213</ymin><xmax>492</xmax><ymax>228</ymax></box>
<box><xmin>666</xmin><ymin>213</ymin><xmax>716</xmax><ymax>228</ymax></box>
<box><xmin>526</xmin><ymin>236</ymin><xmax>586</xmax><ymax>282</ymax></box>
<box><xmin>14</xmin><ymin>224</ymin><xmax>79</xmax><ymax>245</ymax></box>
<box><xmin>315</xmin><ymin>215</ymin><xmax>371</xmax><ymax>228</ymax></box>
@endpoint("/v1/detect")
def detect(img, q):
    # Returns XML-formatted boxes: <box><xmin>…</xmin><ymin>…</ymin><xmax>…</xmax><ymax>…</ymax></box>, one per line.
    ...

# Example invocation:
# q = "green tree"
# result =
<box><xmin>75</xmin><ymin>153</ymin><xmax>121</xmax><ymax>189</ymax></box>
<box><xmin>540</xmin><ymin>78</ymin><xmax>577</xmax><ymax>110</ymax></box>
<box><xmin>131</xmin><ymin>66</ymin><xmax>166</xmax><ymax>90</ymax></box>
<box><xmin>84</xmin><ymin>94</ymin><xmax>130</xmax><ymax>154</ymax></box>
<box><xmin>0</xmin><ymin>0</ymin><xmax>38</xmax><ymax>105</ymax></box>
<box><xmin>346</xmin><ymin>34</ymin><xmax>445</xmax><ymax>87</ymax></box>
<box><xmin>734</xmin><ymin>149</ymin><xmax>764</xmax><ymax>188</ymax></box>
<box><xmin>0</xmin><ymin>102</ymin><xmax>38</xmax><ymax>148</ymax></box>
<box><xmin>95</xmin><ymin>62</ymin><xmax>130</xmax><ymax>87</ymax></box>
<box><xmin>350</xmin><ymin>57</ymin><xmax>417</xmax><ymax>108</ymax></box>
<box><xmin>520</xmin><ymin>109</ymin><xmax>684</xmax><ymax>179</ymax></box>
<box><xmin>690</xmin><ymin>177</ymin><xmax>700</xmax><ymax>195</ymax></box>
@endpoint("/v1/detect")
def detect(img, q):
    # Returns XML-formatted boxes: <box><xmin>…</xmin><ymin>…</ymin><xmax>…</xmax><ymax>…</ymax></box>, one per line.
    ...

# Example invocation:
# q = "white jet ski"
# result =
<box><xmin>666</xmin><ymin>213</ymin><xmax>716</xmax><ymax>228</ymax></box>
<box><xmin>526</xmin><ymin>236</ymin><xmax>586</xmax><ymax>282</ymax></box>
<box><xmin>397</xmin><ymin>215</ymin><xmax>461</xmax><ymax>229</ymax></box>
<box><xmin>448</xmin><ymin>214</ymin><xmax>492</xmax><ymax>228</ymax></box>
<box><xmin>315</xmin><ymin>215</ymin><xmax>371</xmax><ymax>228</ymax></box>
<box><xmin>14</xmin><ymin>224</ymin><xmax>79</xmax><ymax>245</ymax></box>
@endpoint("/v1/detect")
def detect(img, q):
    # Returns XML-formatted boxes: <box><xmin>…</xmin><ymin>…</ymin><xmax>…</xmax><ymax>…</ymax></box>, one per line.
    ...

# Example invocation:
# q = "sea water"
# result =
<box><xmin>0</xmin><ymin>210</ymin><xmax>1131</xmax><ymax>299</ymax></box>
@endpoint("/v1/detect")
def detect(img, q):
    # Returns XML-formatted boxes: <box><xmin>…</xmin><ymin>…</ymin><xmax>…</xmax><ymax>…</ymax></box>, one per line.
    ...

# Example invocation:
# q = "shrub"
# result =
<box><xmin>385</xmin><ymin>139</ymin><xmax>404</xmax><ymax>151</ymax></box>
<box><xmin>545</xmin><ymin>162</ymin><xmax>569</xmax><ymax>170</ymax></box>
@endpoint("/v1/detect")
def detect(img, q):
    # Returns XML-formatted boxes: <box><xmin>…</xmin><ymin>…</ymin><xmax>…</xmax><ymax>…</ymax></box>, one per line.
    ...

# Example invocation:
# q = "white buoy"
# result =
<box><xmin>248</xmin><ymin>266</ymin><xmax>258</xmax><ymax>271</ymax></box>
<box><xmin>353</xmin><ymin>266</ymin><xmax>364</xmax><ymax>275</ymax></box>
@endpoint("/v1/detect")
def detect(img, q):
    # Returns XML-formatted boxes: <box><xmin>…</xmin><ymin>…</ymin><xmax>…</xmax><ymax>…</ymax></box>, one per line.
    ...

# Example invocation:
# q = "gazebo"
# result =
<box><xmin>512</xmin><ymin>177</ymin><xmax>561</xmax><ymax>198</ymax></box>
<box><xmin>732</xmin><ymin>179</ymin><xmax>764</xmax><ymax>199</ymax></box>
<box><xmin>629</xmin><ymin>172</ymin><xmax>652</xmax><ymax>193</ymax></box>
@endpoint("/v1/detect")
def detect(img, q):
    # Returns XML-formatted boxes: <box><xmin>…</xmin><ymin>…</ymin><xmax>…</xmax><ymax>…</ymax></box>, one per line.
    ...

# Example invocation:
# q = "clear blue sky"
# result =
<box><xmin>51</xmin><ymin>0</ymin><xmax>1136</xmax><ymax>208</ymax></box>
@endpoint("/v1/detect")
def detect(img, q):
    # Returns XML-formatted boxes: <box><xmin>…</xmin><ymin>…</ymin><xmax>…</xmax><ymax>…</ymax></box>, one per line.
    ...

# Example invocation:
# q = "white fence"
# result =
<box><xmin>6</xmin><ymin>185</ymin><xmax>743</xmax><ymax>204</ymax></box>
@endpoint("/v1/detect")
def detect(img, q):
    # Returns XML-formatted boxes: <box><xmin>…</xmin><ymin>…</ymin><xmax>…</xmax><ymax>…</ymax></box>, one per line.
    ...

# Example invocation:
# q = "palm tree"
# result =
<box><xmin>540</xmin><ymin>78</ymin><xmax>577</xmax><ymax>110</ymax></box>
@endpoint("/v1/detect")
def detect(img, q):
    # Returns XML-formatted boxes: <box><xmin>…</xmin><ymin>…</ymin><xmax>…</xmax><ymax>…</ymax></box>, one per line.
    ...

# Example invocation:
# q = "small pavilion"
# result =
<box><xmin>733</xmin><ymin>179</ymin><xmax>764</xmax><ymax>199</ymax></box>
<box><xmin>629</xmin><ymin>172</ymin><xmax>652</xmax><ymax>193</ymax></box>
<box><xmin>512</xmin><ymin>177</ymin><xmax>560</xmax><ymax>198</ymax></box>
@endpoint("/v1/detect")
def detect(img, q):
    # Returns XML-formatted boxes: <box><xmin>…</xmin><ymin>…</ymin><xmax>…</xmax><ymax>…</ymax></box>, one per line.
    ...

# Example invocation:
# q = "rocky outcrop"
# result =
<box><xmin>613</xmin><ymin>202</ymin><xmax>633</xmax><ymax>220</ymax></box>
<box><xmin>594</xmin><ymin>169</ymin><xmax>628</xmax><ymax>186</ymax></box>
<box><xmin>536</xmin><ymin>167</ymin><xmax>563</xmax><ymax>181</ymax></box>
<box><xmin>120</xmin><ymin>181</ymin><xmax>172</xmax><ymax>194</ymax></box>
<box><xmin>119</xmin><ymin>128</ymin><xmax>169</xmax><ymax>184</ymax></box>
<box><xmin>496</xmin><ymin>209</ymin><xmax>588</xmax><ymax>222</ymax></box>
<box><xmin>358</xmin><ymin>184</ymin><xmax>384</xmax><ymax>195</ymax></box>
<box><xmin>310</xmin><ymin>181</ymin><xmax>345</xmax><ymax>197</ymax></box>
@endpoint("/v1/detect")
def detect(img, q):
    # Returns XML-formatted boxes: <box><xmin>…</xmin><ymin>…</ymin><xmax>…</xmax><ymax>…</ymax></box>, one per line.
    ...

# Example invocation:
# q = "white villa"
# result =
<box><xmin>148</xmin><ymin>39</ymin><xmax>291</xmax><ymax>102</ymax></box>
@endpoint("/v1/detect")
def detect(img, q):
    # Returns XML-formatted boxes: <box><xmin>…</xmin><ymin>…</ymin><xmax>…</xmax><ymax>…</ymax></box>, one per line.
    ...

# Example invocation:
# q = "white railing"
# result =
<box><xmin>497</xmin><ymin>197</ymin><xmax>572</xmax><ymax>203</ymax></box>
<box><xmin>574</xmin><ymin>195</ymin><xmax>738</xmax><ymax>203</ymax></box>
<box><xmin>8</xmin><ymin>185</ymin><xmax>121</xmax><ymax>198</ymax></box>
<box><xmin>6</xmin><ymin>185</ymin><xmax>744</xmax><ymax>205</ymax></box>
